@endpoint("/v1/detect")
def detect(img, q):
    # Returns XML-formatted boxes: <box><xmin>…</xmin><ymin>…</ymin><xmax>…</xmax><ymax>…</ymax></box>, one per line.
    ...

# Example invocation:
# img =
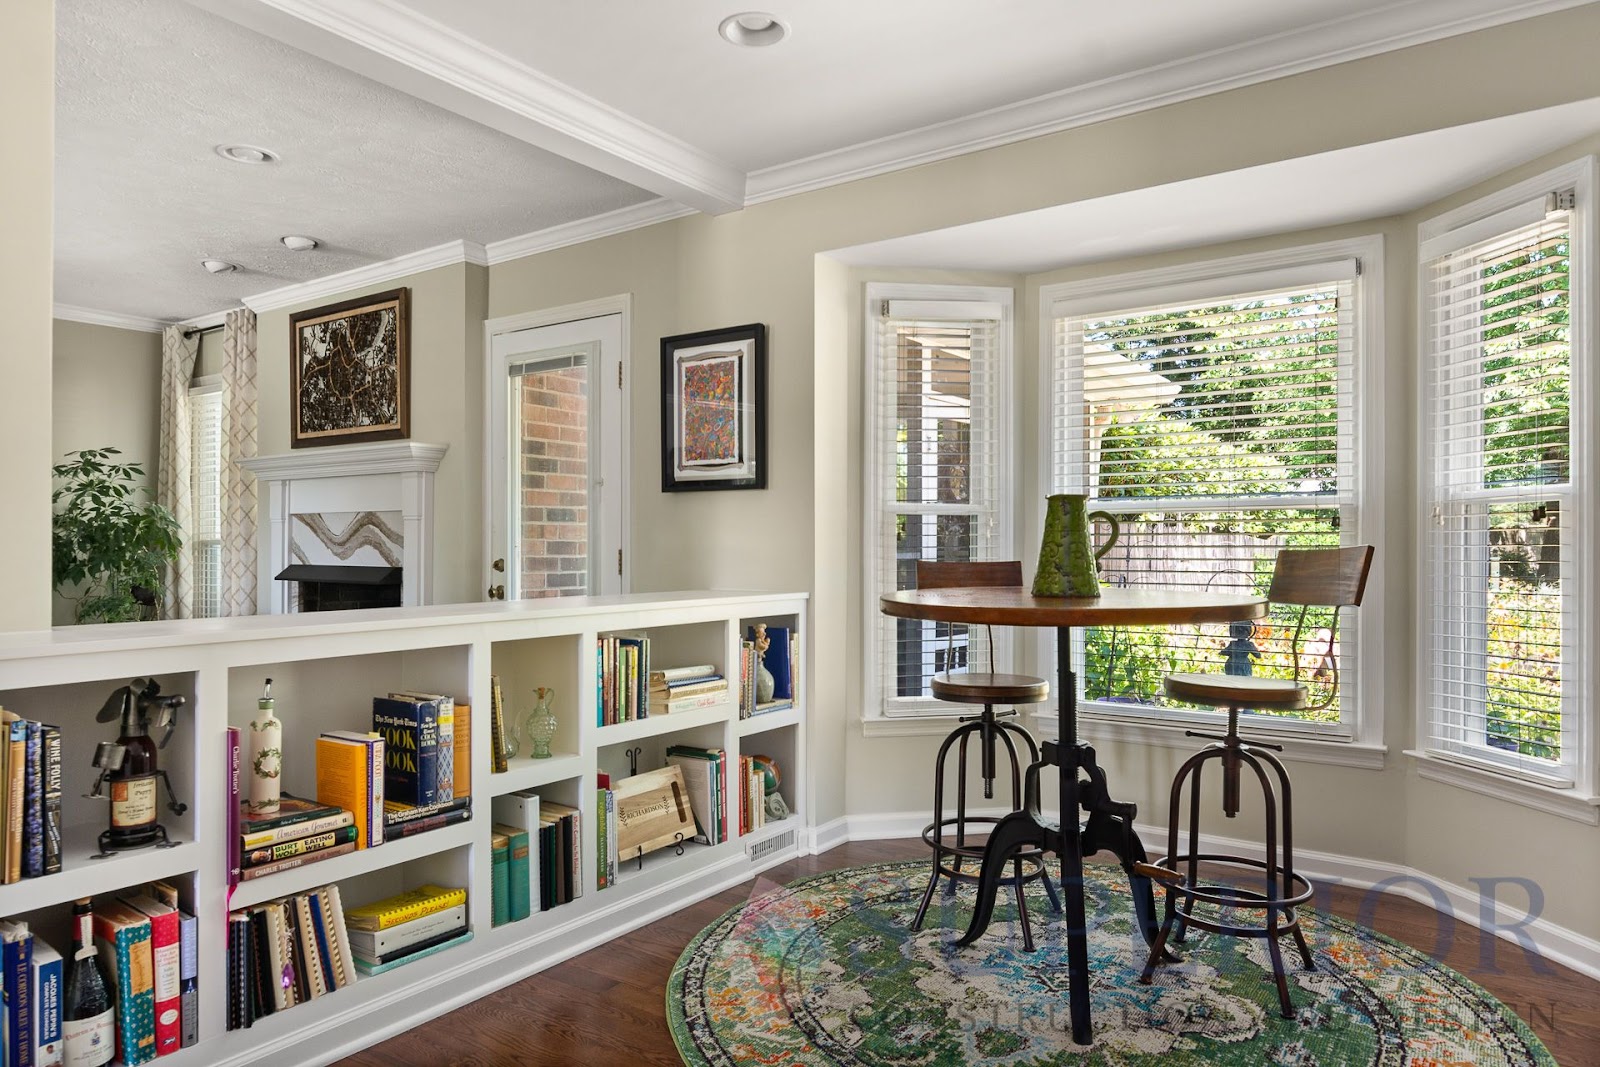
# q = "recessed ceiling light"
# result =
<box><xmin>718</xmin><ymin>12</ymin><xmax>787</xmax><ymax>46</ymax></box>
<box><xmin>201</xmin><ymin>259</ymin><xmax>238</xmax><ymax>274</ymax></box>
<box><xmin>280</xmin><ymin>235</ymin><xmax>319</xmax><ymax>251</ymax></box>
<box><xmin>214</xmin><ymin>143</ymin><xmax>278</xmax><ymax>165</ymax></box>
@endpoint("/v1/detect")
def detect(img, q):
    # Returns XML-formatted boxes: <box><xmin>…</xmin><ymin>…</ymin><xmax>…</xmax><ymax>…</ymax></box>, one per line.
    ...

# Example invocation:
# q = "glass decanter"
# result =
<box><xmin>522</xmin><ymin>686</ymin><xmax>559</xmax><ymax>760</ymax></box>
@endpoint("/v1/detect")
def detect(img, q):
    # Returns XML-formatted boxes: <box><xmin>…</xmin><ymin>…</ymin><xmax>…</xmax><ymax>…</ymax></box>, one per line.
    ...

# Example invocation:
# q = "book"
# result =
<box><xmin>666</xmin><ymin>747</ymin><xmax>724</xmax><ymax>846</ymax></box>
<box><xmin>382</xmin><ymin>807</ymin><xmax>471</xmax><ymax>839</ymax></box>
<box><xmin>490</xmin><ymin>831</ymin><xmax>509</xmax><ymax>927</ymax></box>
<box><xmin>453</xmin><ymin>703</ymin><xmax>471</xmax><ymax>798</ymax></box>
<box><xmin>238</xmin><ymin>841</ymin><xmax>357</xmax><ymax>881</ymax></box>
<box><xmin>38</xmin><ymin>726</ymin><xmax>60</xmax><ymax>877</ymax></box>
<box><xmin>93</xmin><ymin>900</ymin><xmax>155</xmax><ymax>1065</ymax></box>
<box><xmin>343</xmin><ymin>885</ymin><xmax>467</xmax><ymax>932</ymax></box>
<box><xmin>751</xmin><ymin>625</ymin><xmax>794</xmax><ymax>702</ymax></box>
<box><xmin>241</xmin><ymin>809</ymin><xmax>355</xmax><ymax>850</ymax></box>
<box><xmin>373</xmin><ymin>696</ymin><xmax>440</xmax><ymax>807</ymax></box>
<box><xmin>388</xmin><ymin>692</ymin><xmax>456</xmax><ymax>804</ymax></box>
<box><xmin>346</xmin><ymin>905</ymin><xmax>466</xmax><ymax>959</ymax></box>
<box><xmin>381</xmin><ymin>796</ymin><xmax>470</xmax><ymax>826</ymax></box>
<box><xmin>655</xmin><ymin>690</ymin><xmax>729</xmax><ymax>715</ymax></box>
<box><xmin>226</xmin><ymin>914</ymin><xmax>249</xmax><ymax>1031</ymax></box>
<box><xmin>120</xmin><ymin>896</ymin><xmax>179</xmax><ymax>1057</ymax></box>
<box><xmin>30</xmin><ymin>940</ymin><xmax>61</xmax><ymax>1067</ymax></box>
<box><xmin>176</xmin><ymin>911</ymin><xmax>197</xmax><ymax>1049</ymax></box>
<box><xmin>489</xmin><ymin>676</ymin><xmax>509</xmax><ymax>774</ymax></box>
<box><xmin>647</xmin><ymin>675</ymin><xmax>726</xmax><ymax>697</ymax></box>
<box><xmin>22</xmin><ymin>721</ymin><xmax>41</xmax><ymax>879</ymax></box>
<box><xmin>595</xmin><ymin>780</ymin><xmax>610</xmax><ymax>890</ymax></box>
<box><xmin>353</xmin><ymin>925</ymin><xmax>466</xmax><ymax>967</ymax></box>
<box><xmin>648</xmin><ymin>665</ymin><xmax>717</xmax><ymax>684</ymax></box>
<box><xmin>5</xmin><ymin>711</ymin><xmax>26</xmax><ymax>884</ymax></box>
<box><xmin>539</xmin><ymin>801</ymin><xmax>583</xmax><ymax>904</ymax></box>
<box><xmin>0</xmin><ymin>920</ymin><xmax>32</xmax><ymax>1067</ymax></box>
<box><xmin>303</xmin><ymin>890</ymin><xmax>337</xmax><ymax>995</ymax></box>
<box><xmin>237</xmin><ymin>794</ymin><xmax>345</xmax><ymax>835</ymax></box>
<box><xmin>490</xmin><ymin>792</ymin><xmax>540</xmax><ymax>918</ymax></box>
<box><xmin>226</xmin><ymin>727</ymin><xmax>242</xmax><ymax>887</ymax></box>
<box><xmin>315</xmin><ymin>735</ymin><xmax>384</xmax><ymax>849</ymax></box>
<box><xmin>246</xmin><ymin>910</ymin><xmax>273</xmax><ymax>1023</ymax></box>
<box><xmin>241</xmin><ymin>825</ymin><xmax>358</xmax><ymax>868</ymax></box>
<box><xmin>495</xmin><ymin>822</ymin><xmax>531</xmax><ymax>923</ymax></box>
<box><xmin>352</xmin><ymin>931</ymin><xmax>473</xmax><ymax>977</ymax></box>
<box><xmin>292</xmin><ymin>897</ymin><xmax>328</xmax><ymax>1001</ymax></box>
<box><xmin>321</xmin><ymin>884</ymin><xmax>357</xmax><ymax>990</ymax></box>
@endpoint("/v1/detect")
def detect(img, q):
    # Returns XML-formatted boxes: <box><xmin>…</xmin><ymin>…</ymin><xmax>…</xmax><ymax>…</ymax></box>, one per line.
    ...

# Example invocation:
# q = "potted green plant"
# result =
<box><xmin>52</xmin><ymin>447</ymin><xmax>182</xmax><ymax>624</ymax></box>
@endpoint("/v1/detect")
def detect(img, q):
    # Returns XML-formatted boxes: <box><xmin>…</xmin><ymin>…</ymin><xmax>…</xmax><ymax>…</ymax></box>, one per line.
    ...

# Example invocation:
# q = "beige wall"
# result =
<box><xmin>50</xmin><ymin>319</ymin><xmax>165</xmax><ymax>625</ymax></box>
<box><xmin>2</xmin><ymin>1</ymin><xmax>54</xmax><ymax>632</ymax></box>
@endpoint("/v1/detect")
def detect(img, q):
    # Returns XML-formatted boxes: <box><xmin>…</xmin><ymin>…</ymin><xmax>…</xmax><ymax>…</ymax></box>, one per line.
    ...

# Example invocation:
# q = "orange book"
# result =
<box><xmin>316</xmin><ymin>735</ymin><xmax>381</xmax><ymax>849</ymax></box>
<box><xmin>454</xmin><ymin>704</ymin><xmax>471</xmax><ymax>798</ymax></box>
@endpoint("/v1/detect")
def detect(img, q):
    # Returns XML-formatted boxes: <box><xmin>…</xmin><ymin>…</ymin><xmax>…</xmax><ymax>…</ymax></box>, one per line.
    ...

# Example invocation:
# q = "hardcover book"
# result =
<box><xmin>0</xmin><ymin>920</ymin><xmax>33</xmax><ymax>1067</ymax></box>
<box><xmin>490</xmin><ymin>831</ymin><xmax>509</xmax><ymax>927</ymax></box>
<box><xmin>315</xmin><ymin>736</ymin><xmax>384</xmax><ymax>849</ymax></box>
<box><xmin>372</xmin><ymin>697</ymin><xmax>439</xmax><ymax>807</ymax></box>
<box><xmin>93</xmin><ymin>901</ymin><xmax>156</xmax><ymax>1065</ymax></box>
<box><xmin>31</xmin><ymin>939</ymin><xmax>62</xmax><ymax>1067</ymax></box>
<box><xmin>39</xmin><ymin>726</ymin><xmax>61</xmax><ymax>876</ymax></box>
<box><xmin>22</xmin><ymin>721</ymin><xmax>41</xmax><ymax>879</ymax></box>
<box><xmin>120</xmin><ymin>895</ymin><xmax>180</xmax><ymax>1057</ymax></box>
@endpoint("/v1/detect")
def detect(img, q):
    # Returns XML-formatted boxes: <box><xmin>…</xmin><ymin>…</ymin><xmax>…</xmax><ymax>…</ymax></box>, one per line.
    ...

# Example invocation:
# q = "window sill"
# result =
<box><xmin>1031</xmin><ymin>712</ymin><xmax>1389</xmax><ymax>770</ymax></box>
<box><xmin>1405</xmin><ymin>750</ymin><xmax>1600</xmax><ymax>825</ymax></box>
<box><xmin>860</xmin><ymin>715</ymin><xmax>969</xmax><ymax>738</ymax></box>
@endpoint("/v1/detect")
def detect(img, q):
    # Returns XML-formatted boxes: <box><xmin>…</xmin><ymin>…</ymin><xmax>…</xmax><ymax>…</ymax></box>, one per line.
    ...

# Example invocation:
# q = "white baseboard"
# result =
<box><xmin>823</xmin><ymin>811</ymin><xmax>1600</xmax><ymax>983</ymax></box>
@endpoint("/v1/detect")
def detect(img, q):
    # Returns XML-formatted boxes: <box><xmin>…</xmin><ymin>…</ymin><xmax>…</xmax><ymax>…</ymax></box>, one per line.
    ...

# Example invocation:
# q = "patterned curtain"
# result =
<box><xmin>219</xmin><ymin>308</ymin><xmax>259</xmax><ymax>616</ymax></box>
<box><xmin>157</xmin><ymin>326</ymin><xmax>199</xmax><ymax>619</ymax></box>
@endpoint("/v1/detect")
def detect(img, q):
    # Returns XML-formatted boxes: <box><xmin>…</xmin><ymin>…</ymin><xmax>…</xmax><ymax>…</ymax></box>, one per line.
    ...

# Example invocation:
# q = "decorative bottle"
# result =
<box><xmin>106</xmin><ymin>689</ymin><xmax>160</xmax><ymax>848</ymax></box>
<box><xmin>249</xmin><ymin>678</ymin><xmax>282</xmax><ymax>814</ymax></box>
<box><xmin>63</xmin><ymin>898</ymin><xmax>115</xmax><ymax>1066</ymax></box>
<box><xmin>524</xmin><ymin>687</ymin><xmax>558</xmax><ymax>760</ymax></box>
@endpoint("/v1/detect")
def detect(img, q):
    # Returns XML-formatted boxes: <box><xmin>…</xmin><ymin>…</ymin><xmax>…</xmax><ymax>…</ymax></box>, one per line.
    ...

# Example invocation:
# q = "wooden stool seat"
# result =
<box><xmin>1163</xmin><ymin>673</ymin><xmax>1305</xmax><ymax>708</ymax></box>
<box><xmin>931</xmin><ymin>672</ymin><xmax>1049</xmax><ymax>704</ymax></box>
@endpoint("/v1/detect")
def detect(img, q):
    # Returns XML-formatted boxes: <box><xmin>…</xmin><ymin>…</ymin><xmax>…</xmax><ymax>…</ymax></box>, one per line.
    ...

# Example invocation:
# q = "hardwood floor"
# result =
<box><xmin>336</xmin><ymin>839</ymin><xmax>1600</xmax><ymax>1066</ymax></box>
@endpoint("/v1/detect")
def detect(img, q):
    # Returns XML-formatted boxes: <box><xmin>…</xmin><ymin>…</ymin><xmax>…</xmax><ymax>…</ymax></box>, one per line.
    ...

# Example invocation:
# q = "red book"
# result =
<box><xmin>123</xmin><ymin>894</ymin><xmax>182</xmax><ymax>1056</ymax></box>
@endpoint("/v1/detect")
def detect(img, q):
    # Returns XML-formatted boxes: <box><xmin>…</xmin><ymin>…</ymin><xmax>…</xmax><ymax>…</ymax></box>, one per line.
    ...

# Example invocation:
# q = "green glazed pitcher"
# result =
<box><xmin>1032</xmin><ymin>494</ymin><xmax>1120</xmax><ymax>597</ymax></box>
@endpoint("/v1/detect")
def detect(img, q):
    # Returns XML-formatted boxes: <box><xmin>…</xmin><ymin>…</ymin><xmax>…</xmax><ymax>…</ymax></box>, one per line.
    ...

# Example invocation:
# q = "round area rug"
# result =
<box><xmin>667</xmin><ymin>860</ymin><xmax>1554</xmax><ymax>1066</ymax></box>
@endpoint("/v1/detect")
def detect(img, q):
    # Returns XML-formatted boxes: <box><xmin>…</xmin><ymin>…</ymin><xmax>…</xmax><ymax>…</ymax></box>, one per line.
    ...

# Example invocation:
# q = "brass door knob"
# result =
<box><xmin>492</xmin><ymin>558</ymin><xmax>506</xmax><ymax>573</ymax></box>
<box><xmin>488</xmin><ymin>585</ymin><xmax>506</xmax><ymax>600</ymax></box>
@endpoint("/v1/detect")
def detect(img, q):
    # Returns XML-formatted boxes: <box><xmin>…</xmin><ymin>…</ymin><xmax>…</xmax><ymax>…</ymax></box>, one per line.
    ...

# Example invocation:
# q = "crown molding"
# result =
<box><xmin>52</xmin><ymin>304</ymin><xmax>168</xmax><ymax>333</ymax></box>
<box><xmin>242</xmin><ymin>239</ymin><xmax>487</xmax><ymax>314</ymax></box>
<box><xmin>484</xmin><ymin>198</ymin><xmax>695</xmax><ymax>266</ymax></box>
<box><xmin>188</xmin><ymin>0</ymin><xmax>745</xmax><ymax>215</ymax></box>
<box><xmin>745</xmin><ymin>0</ymin><xmax>1596</xmax><ymax>204</ymax></box>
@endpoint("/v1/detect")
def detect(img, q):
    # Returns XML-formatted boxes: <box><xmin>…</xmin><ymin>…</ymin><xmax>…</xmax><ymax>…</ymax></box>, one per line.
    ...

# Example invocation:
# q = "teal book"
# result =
<box><xmin>94</xmin><ymin>901</ymin><xmax>156</xmax><ymax>1065</ymax></box>
<box><xmin>494</xmin><ymin>823</ymin><xmax>530</xmax><ymax>923</ymax></box>
<box><xmin>490</xmin><ymin>831</ymin><xmax>510</xmax><ymax>927</ymax></box>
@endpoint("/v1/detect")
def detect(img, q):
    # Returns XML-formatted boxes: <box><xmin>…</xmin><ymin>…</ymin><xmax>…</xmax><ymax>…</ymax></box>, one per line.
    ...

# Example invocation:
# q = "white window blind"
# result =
<box><xmin>189</xmin><ymin>383</ymin><xmax>224</xmax><ymax>620</ymax></box>
<box><xmin>869</xmin><ymin>293</ymin><xmax>1010</xmax><ymax>716</ymax></box>
<box><xmin>1422</xmin><ymin>196</ymin><xmax>1578</xmax><ymax>783</ymax></box>
<box><xmin>1051</xmin><ymin>263</ymin><xmax>1360</xmax><ymax>727</ymax></box>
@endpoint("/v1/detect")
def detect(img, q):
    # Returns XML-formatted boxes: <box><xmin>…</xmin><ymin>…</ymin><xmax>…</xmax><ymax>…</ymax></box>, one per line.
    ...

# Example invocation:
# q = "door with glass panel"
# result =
<box><xmin>487</xmin><ymin>314</ymin><xmax>624</xmax><ymax>599</ymax></box>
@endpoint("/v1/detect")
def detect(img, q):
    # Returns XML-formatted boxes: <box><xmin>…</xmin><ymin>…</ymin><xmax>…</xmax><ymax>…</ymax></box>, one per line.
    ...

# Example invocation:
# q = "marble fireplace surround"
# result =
<box><xmin>239</xmin><ymin>441</ymin><xmax>448</xmax><ymax>613</ymax></box>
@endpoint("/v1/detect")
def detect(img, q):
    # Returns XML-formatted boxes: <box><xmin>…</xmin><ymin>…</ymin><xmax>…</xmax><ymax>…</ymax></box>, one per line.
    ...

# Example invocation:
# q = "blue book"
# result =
<box><xmin>22</xmin><ymin>722</ymin><xmax>41</xmax><ymax>879</ymax></box>
<box><xmin>752</xmin><ymin>626</ymin><xmax>793</xmax><ymax>701</ymax></box>
<box><xmin>177</xmin><ymin>912</ymin><xmax>198</xmax><ymax>1048</ymax></box>
<box><xmin>372</xmin><ymin>697</ymin><xmax>439</xmax><ymax>807</ymax></box>
<box><xmin>31</xmin><ymin>941</ymin><xmax>61</xmax><ymax>1067</ymax></box>
<box><xmin>0</xmin><ymin>921</ymin><xmax>33</xmax><ymax>1067</ymax></box>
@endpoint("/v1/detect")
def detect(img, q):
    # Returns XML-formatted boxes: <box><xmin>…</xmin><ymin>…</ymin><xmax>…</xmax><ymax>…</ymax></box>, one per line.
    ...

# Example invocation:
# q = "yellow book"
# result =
<box><xmin>316</xmin><ymin>736</ymin><xmax>374</xmax><ymax>849</ymax></box>
<box><xmin>454</xmin><ymin>703</ymin><xmax>471</xmax><ymax>798</ymax></box>
<box><xmin>343</xmin><ymin>884</ymin><xmax>467</xmax><ymax>931</ymax></box>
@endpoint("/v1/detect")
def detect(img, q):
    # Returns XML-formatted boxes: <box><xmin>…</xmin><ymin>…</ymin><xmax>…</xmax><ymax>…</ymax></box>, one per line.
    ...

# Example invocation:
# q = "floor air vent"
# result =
<box><xmin>747</xmin><ymin>829</ymin><xmax>795</xmax><ymax>863</ymax></box>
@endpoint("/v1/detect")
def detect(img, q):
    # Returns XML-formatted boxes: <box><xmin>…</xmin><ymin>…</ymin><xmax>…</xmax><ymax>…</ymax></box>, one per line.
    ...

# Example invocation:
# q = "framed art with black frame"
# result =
<box><xmin>660</xmin><ymin>323</ymin><xmax>767</xmax><ymax>491</ymax></box>
<box><xmin>290</xmin><ymin>287</ymin><xmax>410</xmax><ymax>448</ymax></box>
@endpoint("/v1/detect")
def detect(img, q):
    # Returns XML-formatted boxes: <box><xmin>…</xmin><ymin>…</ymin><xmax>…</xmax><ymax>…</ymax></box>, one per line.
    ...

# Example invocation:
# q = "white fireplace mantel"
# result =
<box><xmin>240</xmin><ymin>441</ymin><xmax>448</xmax><ymax>614</ymax></box>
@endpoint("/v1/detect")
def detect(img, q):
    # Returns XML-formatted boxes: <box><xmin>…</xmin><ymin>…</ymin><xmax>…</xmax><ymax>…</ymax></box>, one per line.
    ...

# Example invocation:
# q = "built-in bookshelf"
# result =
<box><xmin>0</xmin><ymin>590</ymin><xmax>808</xmax><ymax>1067</ymax></box>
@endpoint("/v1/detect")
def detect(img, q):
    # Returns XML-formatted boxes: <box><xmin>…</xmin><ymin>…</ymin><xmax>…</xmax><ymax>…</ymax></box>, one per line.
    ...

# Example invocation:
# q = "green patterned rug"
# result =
<box><xmin>667</xmin><ymin>860</ymin><xmax>1555</xmax><ymax>1066</ymax></box>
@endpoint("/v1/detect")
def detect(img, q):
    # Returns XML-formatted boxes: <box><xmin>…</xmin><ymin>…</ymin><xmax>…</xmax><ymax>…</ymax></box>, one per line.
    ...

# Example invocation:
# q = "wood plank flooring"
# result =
<box><xmin>336</xmin><ymin>840</ymin><xmax>1600</xmax><ymax>1066</ymax></box>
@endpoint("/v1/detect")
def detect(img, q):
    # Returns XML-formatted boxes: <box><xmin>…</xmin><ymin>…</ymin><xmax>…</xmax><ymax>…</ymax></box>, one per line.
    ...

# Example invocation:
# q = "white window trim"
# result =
<box><xmin>188</xmin><ymin>375</ymin><xmax>225</xmax><ymax>620</ymax></box>
<box><xmin>1409</xmin><ymin>156</ymin><xmax>1600</xmax><ymax>818</ymax></box>
<box><xmin>1032</xmin><ymin>235</ymin><xmax>1389</xmax><ymax>762</ymax></box>
<box><xmin>861</xmin><ymin>282</ymin><xmax>1015</xmax><ymax>734</ymax></box>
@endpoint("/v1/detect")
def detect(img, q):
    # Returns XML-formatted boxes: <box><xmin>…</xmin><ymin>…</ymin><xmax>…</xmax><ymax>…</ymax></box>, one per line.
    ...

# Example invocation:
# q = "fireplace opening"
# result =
<box><xmin>274</xmin><ymin>564</ymin><xmax>403</xmax><ymax>612</ymax></box>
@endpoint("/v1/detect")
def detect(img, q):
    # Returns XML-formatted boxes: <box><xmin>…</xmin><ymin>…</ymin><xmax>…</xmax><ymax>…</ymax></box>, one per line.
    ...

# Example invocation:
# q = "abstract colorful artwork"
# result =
<box><xmin>661</xmin><ymin>324</ymin><xmax>766</xmax><ymax>491</ymax></box>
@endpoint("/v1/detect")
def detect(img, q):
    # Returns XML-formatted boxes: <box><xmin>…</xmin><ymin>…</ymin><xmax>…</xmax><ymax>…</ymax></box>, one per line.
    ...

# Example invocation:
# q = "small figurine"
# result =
<box><xmin>86</xmin><ymin>678</ymin><xmax>189</xmax><ymax>853</ymax></box>
<box><xmin>1220</xmin><ymin>619</ymin><xmax>1260</xmax><ymax>677</ymax></box>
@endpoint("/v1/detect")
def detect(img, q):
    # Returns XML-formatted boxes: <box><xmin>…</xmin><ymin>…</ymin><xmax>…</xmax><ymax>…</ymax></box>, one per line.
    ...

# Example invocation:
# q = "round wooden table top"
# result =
<box><xmin>880</xmin><ymin>586</ymin><xmax>1267</xmax><ymax>628</ymax></box>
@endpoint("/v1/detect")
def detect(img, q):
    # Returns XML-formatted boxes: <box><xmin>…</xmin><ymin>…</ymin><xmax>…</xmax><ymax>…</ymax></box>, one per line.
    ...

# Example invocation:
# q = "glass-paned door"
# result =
<box><xmin>488</xmin><ymin>314</ymin><xmax>624</xmax><ymax>598</ymax></box>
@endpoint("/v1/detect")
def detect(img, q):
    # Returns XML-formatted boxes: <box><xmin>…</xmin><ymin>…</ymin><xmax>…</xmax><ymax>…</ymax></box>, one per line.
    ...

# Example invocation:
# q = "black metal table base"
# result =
<box><xmin>956</xmin><ymin>625</ymin><xmax>1163</xmax><ymax>1046</ymax></box>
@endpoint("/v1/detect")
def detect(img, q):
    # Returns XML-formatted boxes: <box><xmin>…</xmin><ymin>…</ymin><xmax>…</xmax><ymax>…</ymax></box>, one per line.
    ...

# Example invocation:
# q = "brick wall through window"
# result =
<box><xmin>518</xmin><ymin>367</ymin><xmax>589</xmax><ymax>597</ymax></box>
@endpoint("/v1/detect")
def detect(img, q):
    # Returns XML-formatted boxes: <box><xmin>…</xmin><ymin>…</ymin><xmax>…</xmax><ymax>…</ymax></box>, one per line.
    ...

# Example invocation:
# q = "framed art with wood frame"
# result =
<box><xmin>290</xmin><ymin>287</ymin><xmax>410</xmax><ymax>447</ymax></box>
<box><xmin>660</xmin><ymin>323</ymin><xmax>766</xmax><ymax>491</ymax></box>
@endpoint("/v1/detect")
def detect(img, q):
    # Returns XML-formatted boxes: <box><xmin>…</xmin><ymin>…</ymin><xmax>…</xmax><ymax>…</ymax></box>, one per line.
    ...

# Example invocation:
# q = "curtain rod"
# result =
<box><xmin>182</xmin><ymin>323</ymin><xmax>226</xmax><ymax>340</ymax></box>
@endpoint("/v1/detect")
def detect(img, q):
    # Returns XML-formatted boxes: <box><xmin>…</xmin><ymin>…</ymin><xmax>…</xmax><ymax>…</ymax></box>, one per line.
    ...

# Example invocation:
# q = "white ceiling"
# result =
<box><xmin>55</xmin><ymin>0</ymin><xmax>1600</xmax><ymax>322</ymax></box>
<box><xmin>54</xmin><ymin>0</ymin><xmax>655</xmax><ymax>322</ymax></box>
<box><xmin>828</xmin><ymin>99</ymin><xmax>1600</xmax><ymax>273</ymax></box>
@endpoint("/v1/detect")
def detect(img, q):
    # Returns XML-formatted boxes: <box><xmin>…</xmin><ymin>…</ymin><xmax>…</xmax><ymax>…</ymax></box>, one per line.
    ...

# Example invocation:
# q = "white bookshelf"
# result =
<box><xmin>0</xmin><ymin>590</ymin><xmax>809</xmax><ymax>1067</ymax></box>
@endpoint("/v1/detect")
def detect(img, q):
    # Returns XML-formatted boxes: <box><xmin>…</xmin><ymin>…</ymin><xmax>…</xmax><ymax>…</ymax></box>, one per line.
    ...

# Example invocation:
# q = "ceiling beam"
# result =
<box><xmin>184</xmin><ymin>0</ymin><xmax>746</xmax><ymax>215</ymax></box>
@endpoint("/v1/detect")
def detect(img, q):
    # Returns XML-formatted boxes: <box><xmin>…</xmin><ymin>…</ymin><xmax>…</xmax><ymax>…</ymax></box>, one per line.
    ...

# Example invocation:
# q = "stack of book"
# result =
<box><xmin>739</xmin><ymin>756</ymin><xmax>768</xmax><ymax>836</ymax></box>
<box><xmin>648</xmin><ymin>665</ymin><xmax>728</xmax><ymax>716</ymax></box>
<box><xmin>665</xmin><ymin>745</ymin><xmax>728</xmax><ymax>846</ymax></box>
<box><xmin>239</xmin><ymin>796</ymin><xmax>360</xmax><ymax>881</ymax></box>
<box><xmin>345</xmin><ymin>885</ymin><xmax>470</xmax><ymax>977</ymax></box>
<box><xmin>537</xmin><ymin>802</ymin><xmax>582</xmax><ymax>910</ymax></box>
<box><xmin>0</xmin><ymin>708</ymin><xmax>62</xmax><ymax>883</ymax></box>
<box><xmin>228</xmin><ymin>883</ymin><xmax>357</xmax><ymax>1030</ymax></box>
<box><xmin>596</xmin><ymin>633</ymin><xmax>650</xmax><ymax>725</ymax></box>
<box><xmin>489</xmin><ymin>791</ymin><xmax>540</xmax><ymax>921</ymax></box>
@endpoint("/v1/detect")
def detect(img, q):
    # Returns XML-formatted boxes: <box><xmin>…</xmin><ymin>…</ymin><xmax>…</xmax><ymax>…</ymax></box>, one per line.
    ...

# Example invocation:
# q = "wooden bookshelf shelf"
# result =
<box><xmin>1</xmin><ymin>823</ymin><xmax>201</xmax><ymax>915</ymax></box>
<box><xmin>0</xmin><ymin>590</ymin><xmax>806</xmax><ymax>1067</ymax></box>
<box><xmin>230</xmin><ymin>817</ymin><xmax>476</xmax><ymax>910</ymax></box>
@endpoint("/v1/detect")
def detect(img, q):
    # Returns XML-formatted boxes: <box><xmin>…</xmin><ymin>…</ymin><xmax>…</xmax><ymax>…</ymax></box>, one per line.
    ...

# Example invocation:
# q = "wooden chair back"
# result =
<box><xmin>915</xmin><ymin>560</ymin><xmax>1024</xmax><ymax>591</ymax></box>
<box><xmin>1267</xmin><ymin>546</ymin><xmax>1374</xmax><ymax>608</ymax></box>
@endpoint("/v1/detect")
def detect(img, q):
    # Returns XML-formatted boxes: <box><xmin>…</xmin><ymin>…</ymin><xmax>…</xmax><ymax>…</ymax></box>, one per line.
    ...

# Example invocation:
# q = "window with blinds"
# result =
<box><xmin>866</xmin><ymin>289</ymin><xmax>1011</xmax><ymax>717</ymax></box>
<box><xmin>1421</xmin><ymin>192</ymin><xmax>1580</xmax><ymax>782</ymax></box>
<box><xmin>189</xmin><ymin>382</ymin><xmax>224</xmax><ymax>619</ymax></box>
<box><xmin>1049</xmin><ymin>259</ymin><xmax>1360</xmax><ymax>728</ymax></box>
